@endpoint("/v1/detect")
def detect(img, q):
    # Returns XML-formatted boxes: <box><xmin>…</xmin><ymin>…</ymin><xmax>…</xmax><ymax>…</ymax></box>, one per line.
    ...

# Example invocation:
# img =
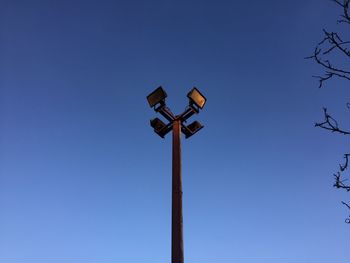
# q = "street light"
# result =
<box><xmin>147</xmin><ymin>86</ymin><xmax>206</xmax><ymax>263</ymax></box>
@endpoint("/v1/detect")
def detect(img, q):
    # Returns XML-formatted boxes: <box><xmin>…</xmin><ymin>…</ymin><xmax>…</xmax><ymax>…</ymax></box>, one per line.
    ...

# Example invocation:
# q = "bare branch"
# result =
<box><xmin>342</xmin><ymin>201</ymin><xmax>350</xmax><ymax>209</ymax></box>
<box><xmin>306</xmin><ymin>2</ymin><xmax>350</xmax><ymax>88</ymax></box>
<box><xmin>311</xmin><ymin>0</ymin><xmax>350</xmax><ymax>224</ymax></box>
<box><xmin>322</xmin><ymin>29</ymin><xmax>350</xmax><ymax>58</ymax></box>
<box><xmin>333</xmin><ymin>154</ymin><xmax>350</xmax><ymax>192</ymax></box>
<box><xmin>315</xmin><ymin>108</ymin><xmax>350</xmax><ymax>135</ymax></box>
<box><xmin>307</xmin><ymin>47</ymin><xmax>350</xmax><ymax>74</ymax></box>
<box><xmin>334</xmin><ymin>172</ymin><xmax>350</xmax><ymax>191</ymax></box>
<box><xmin>307</xmin><ymin>43</ymin><xmax>350</xmax><ymax>87</ymax></box>
<box><xmin>333</xmin><ymin>0</ymin><xmax>350</xmax><ymax>24</ymax></box>
<box><xmin>342</xmin><ymin>201</ymin><xmax>350</xmax><ymax>223</ymax></box>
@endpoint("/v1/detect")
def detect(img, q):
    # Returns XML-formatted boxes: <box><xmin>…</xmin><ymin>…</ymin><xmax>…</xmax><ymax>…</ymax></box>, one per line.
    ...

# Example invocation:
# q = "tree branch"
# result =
<box><xmin>342</xmin><ymin>201</ymin><xmax>350</xmax><ymax>223</ymax></box>
<box><xmin>306</xmin><ymin>1</ymin><xmax>350</xmax><ymax>88</ymax></box>
<box><xmin>311</xmin><ymin>0</ymin><xmax>350</xmax><ymax>224</ymax></box>
<box><xmin>334</xmin><ymin>0</ymin><xmax>350</xmax><ymax>24</ymax></box>
<box><xmin>315</xmin><ymin>108</ymin><xmax>350</xmax><ymax>135</ymax></box>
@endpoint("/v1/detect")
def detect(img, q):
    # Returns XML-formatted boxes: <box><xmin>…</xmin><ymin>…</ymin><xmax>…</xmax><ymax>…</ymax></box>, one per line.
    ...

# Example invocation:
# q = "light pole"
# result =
<box><xmin>147</xmin><ymin>86</ymin><xmax>207</xmax><ymax>263</ymax></box>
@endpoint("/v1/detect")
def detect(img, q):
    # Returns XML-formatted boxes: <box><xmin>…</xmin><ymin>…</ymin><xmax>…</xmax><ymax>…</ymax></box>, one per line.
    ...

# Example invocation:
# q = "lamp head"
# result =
<box><xmin>187</xmin><ymin>87</ymin><xmax>206</xmax><ymax>111</ymax></box>
<box><xmin>150</xmin><ymin>117</ymin><xmax>168</xmax><ymax>138</ymax></box>
<box><xmin>182</xmin><ymin>120</ymin><xmax>204</xmax><ymax>138</ymax></box>
<box><xmin>147</xmin><ymin>86</ymin><xmax>167</xmax><ymax>110</ymax></box>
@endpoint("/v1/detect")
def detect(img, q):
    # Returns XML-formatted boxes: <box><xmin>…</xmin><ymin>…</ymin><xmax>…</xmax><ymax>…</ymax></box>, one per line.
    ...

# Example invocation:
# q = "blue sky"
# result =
<box><xmin>1</xmin><ymin>0</ymin><xmax>349</xmax><ymax>262</ymax></box>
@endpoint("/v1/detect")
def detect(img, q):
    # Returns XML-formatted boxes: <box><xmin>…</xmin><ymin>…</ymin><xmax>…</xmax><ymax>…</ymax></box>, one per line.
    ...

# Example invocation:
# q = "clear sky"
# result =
<box><xmin>1</xmin><ymin>0</ymin><xmax>349</xmax><ymax>262</ymax></box>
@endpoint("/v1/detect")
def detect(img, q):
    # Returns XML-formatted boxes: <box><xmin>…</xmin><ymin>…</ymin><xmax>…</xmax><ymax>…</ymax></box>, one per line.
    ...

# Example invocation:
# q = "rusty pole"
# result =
<box><xmin>172</xmin><ymin>119</ymin><xmax>184</xmax><ymax>263</ymax></box>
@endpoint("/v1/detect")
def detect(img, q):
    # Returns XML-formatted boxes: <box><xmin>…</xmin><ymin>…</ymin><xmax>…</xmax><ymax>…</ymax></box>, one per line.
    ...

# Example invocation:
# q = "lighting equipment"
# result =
<box><xmin>150</xmin><ymin>117</ymin><xmax>168</xmax><ymax>138</ymax></box>
<box><xmin>182</xmin><ymin>121</ymin><xmax>204</xmax><ymax>138</ymax></box>
<box><xmin>187</xmin><ymin>87</ymin><xmax>206</xmax><ymax>111</ymax></box>
<box><xmin>147</xmin><ymin>86</ymin><xmax>206</xmax><ymax>263</ymax></box>
<box><xmin>147</xmin><ymin>86</ymin><xmax>167</xmax><ymax>110</ymax></box>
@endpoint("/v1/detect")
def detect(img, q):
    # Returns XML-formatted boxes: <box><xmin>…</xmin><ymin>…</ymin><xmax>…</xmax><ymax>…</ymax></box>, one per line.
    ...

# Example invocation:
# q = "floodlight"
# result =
<box><xmin>150</xmin><ymin>117</ymin><xmax>168</xmax><ymax>138</ymax></box>
<box><xmin>147</xmin><ymin>86</ymin><xmax>167</xmax><ymax>108</ymax></box>
<box><xmin>182</xmin><ymin>121</ymin><xmax>203</xmax><ymax>138</ymax></box>
<box><xmin>187</xmin><ymin>87</ymin><xmax>206</xmax><ymax>110</ymax></box>
<box><xmin>150</xmin><ymin>117</ymin><xmax>166</xmax><ymax>131</ymax></box>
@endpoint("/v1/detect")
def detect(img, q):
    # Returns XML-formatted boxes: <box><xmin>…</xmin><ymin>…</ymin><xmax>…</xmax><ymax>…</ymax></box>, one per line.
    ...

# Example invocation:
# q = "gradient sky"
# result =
<box><xmin>1</xmin><ymin>0</ymin><xmax>350</xmax><ymax>262</ymax></box>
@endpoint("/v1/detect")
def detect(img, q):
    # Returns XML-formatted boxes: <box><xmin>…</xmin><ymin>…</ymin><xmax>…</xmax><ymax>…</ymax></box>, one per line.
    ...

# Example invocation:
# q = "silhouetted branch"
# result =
<box><xmin>317</xmin><ymin>108</ymin><xmax>350</xmax><ymax>193</ymax></box>
<box><xmin>306</xmin><ymin>38</ymin><xmax>350</xmax><ymax>87</ymax></box>
<box><xmin>306</xmin><ymin>1</ymin><xmax>350</xmax><ymax>88</ymax></box>
<box><xmin>342</xmin><ymin>201</ymin><xmax>350</xmax><ymax>209</ymax></box>
<box><xmin>342</xmin><ymin>201</ymin><xmax>350</xmax><ymax>223</ymax></box>
<box><xmin>333</xmin><ymin>154</ymin><xmax>350</xmax><ymax>190</ymax></box>
<box><xmin>323</xmin><ymin>29</ymin><xmax>350</xmax><ymax>57</ymax></box>
<box><xmin>334</xmin><ymin>172</ymin><xmax>350</xmax><ymax>191</ymax></box>
<box><xmin>315</xmin><ymin>108</ymin><xmax>350</xmax><ymax>135</ymax></box>
<box><xmin>340</xmin><ymin>153</ymin><xmax>350</xmax><ymax>171</ymax></box>
<box><xmin>310</xmin><ymin>0</ymin><xmax>350</xmax><ymax>224</ymax></box>
<box><xmin>334</xmin><ymin>0</ymin><xmax>350</xmax><ymax>24</ymax></box>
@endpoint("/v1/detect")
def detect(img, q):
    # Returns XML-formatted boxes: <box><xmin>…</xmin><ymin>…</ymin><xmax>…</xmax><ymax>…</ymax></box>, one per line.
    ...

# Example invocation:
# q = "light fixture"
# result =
<box><xmin>182</xmin><ymin>121</ymin><xmax>204</xmax><ymax>138</ymax></box>
<box><xmin>150</xmin><ymin>117</ymin><xmax>169</xmax><ymax>138</ymax></box>
<box><xmin>187</xmin><ymin>87</ymin><xmax>206</xmax><ymax>111</ymax></box>
<box><xmin>147</xmin><ymin>86</ymin><xmax>167</xmax><ymax>109</ymax></box>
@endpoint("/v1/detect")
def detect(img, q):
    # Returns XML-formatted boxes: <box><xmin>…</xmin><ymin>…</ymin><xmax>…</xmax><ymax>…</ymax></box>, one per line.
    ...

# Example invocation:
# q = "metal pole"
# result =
<box><xmin>172</xmin><ymin>119</ymin><xmax>184</xmax><ymax>263</ymax></box>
